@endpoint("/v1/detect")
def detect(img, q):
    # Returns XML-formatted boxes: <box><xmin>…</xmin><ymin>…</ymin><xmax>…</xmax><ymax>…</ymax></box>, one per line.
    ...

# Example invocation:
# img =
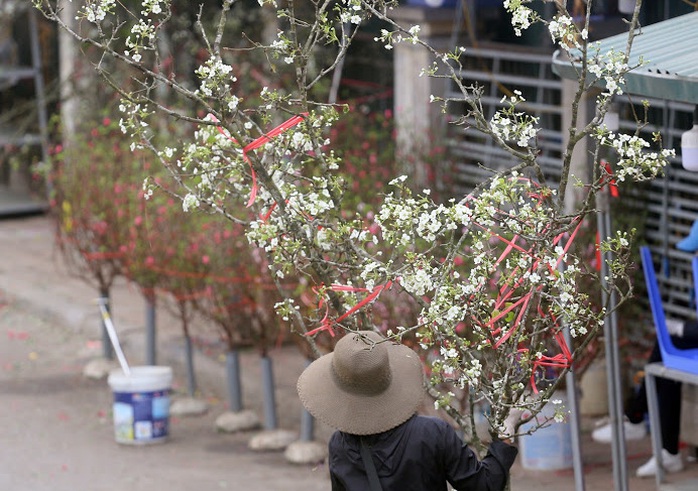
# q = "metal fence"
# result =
<box><xmin>443</xmin><ymin>44</ymin><xmax>563</xmax><ymax>193</ymax></box>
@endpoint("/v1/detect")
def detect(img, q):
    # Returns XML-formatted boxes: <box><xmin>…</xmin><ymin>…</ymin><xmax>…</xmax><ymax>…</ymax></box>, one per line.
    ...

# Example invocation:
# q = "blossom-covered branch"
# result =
<box><xmin>35</xmin><ymin>0</ymin><xmax>673</xmax><ymax>443</ymax></box>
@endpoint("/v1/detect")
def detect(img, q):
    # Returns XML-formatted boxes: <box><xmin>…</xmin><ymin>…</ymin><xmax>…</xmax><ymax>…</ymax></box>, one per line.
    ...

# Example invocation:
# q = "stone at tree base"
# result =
<box><xmin>248</xmin><ymin>429</ymin><xmax>298</xmax><ymax>451</ymax></box>
<box><xmin>215</xmin><ymin>410</ymin><xmax>261</xmax><ymax>433</ymax></box>
<box><xmin>170</xmin><ymin>397</ymin><xmax>209</xmax><ymax>416</ymax></box>
<box><xmin>82</xmin><ymin>357</ymin><xmax>119</xmax><ymax>380</ymax></box>
<box><xmin>284</xmin><ymin>440</ymin><xmax>328</xmax><ymax>465</ymax></box>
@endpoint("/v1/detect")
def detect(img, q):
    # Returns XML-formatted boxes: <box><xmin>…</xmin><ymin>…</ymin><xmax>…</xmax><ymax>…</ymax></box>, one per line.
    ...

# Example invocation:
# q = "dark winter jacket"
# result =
<box><xmin>328</xmin><ymin>414</ymin><xmax>518</xmax><ymax>491</ymax></box>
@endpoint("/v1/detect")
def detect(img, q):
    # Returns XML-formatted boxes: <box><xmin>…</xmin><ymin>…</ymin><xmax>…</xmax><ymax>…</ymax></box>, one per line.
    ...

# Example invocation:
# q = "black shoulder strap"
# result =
<box><xmin>359</xmin><ymin>437</ymin><xmax>383</xmax><ymax>491</ymax></box>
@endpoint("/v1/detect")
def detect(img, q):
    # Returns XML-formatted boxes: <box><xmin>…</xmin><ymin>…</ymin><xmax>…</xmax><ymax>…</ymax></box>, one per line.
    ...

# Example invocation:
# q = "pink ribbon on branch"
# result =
<box><xmin>305</xmin><ymin>281</ymin><xmax>395</xmax><ymax>337</ymax></box>
<box><xmin>207</xmin><ymin>113</ymin><xmax>308</xmax><ymax>207</ymax></box>
<box><xmin>259</xmin><ymin>201</ymin><xmax>279</xmax><ymax>222</ymax></box>
<box><xmin>472</xmin><ymin>213</ymin><xmax>583</xmax><ymax>391</ymax></box>
<box><xmin>521</xmin><ymin>310</ymin><xmax>573</xmax><ymax>393</ymax></box>
<box><xmin>489</xmin><ymin>293</ymin><xmax>532</xmax><ymax>349</ymax></box>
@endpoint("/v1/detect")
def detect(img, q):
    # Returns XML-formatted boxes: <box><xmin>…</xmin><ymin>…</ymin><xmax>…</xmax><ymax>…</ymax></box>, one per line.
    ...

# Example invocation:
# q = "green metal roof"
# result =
<box><xmin>552</xmin><ymin>11</ymin><xmax>698</xmax><ymax>104</ymax></box>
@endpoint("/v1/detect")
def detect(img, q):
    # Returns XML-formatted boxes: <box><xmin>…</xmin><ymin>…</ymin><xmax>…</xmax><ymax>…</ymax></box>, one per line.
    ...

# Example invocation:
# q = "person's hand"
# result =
<box><xmin>497</xmin><ymin>408</ymin><xmax>524</xmax><ymax>442</ymax></box>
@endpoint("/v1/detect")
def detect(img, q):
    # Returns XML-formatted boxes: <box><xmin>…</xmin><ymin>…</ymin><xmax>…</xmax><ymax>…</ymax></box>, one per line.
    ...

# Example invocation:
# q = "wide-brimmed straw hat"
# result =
<box><xmin>297</xmin><ymin>330</ymin><xmax>425</xmax><ymax>435</ymax></box>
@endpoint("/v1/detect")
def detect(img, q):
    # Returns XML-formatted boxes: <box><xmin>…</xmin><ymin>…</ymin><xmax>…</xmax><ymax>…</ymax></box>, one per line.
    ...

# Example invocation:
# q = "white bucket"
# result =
<box><xmin>107</xmin><ymin>366</ymin><xmax>173</xmax><ymax>445</ymax></box>
<box><xmin>519</xmin><ymin>393</ymin><xmax>573</xmax><ymax>470</ymax></box>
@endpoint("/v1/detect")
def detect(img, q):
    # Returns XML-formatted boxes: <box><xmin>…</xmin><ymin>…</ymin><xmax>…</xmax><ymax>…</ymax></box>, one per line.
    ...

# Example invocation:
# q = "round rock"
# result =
<box><xmin>215</xmin><ymin>410</ymin><xmax>261</xmax><ymax>433</ymax></box>
<box><xmin>170</xmin><ymin>397</ymin><xmax>209</xmax><ymax>417</ymax></box>
<box><xmin>284</xmin><ymin>440</ymin><xmax>328</xmax><ymax>465</ymax></box>
<box><xmin>248</xmin><ymin>429</ymin><xmax>298</xmax><ymax>451</ymax></box>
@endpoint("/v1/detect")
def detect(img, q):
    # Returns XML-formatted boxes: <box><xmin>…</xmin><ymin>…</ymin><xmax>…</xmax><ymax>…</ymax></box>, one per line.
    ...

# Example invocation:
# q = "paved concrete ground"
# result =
<box><xmin>2</xmin><ymin>214</ymin><xmax>698</xmax><ymax>490</ymax></box>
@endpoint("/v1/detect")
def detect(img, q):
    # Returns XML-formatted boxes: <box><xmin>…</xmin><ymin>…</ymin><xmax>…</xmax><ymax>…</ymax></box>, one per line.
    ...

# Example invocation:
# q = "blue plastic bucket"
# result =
<box><xmin>519</xmin><ymin>394</ymin><xmax>573</xmax><ymax>470</ymax></box>
<box><xmin>107</xmin><ymin>366</ymin><xmax>173</xmax><ymax>445</ymax></box>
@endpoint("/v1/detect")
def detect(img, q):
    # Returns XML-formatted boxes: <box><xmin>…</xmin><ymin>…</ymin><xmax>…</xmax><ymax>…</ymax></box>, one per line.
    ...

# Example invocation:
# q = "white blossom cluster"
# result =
<box><xmin>141</xmin><ymin>0</ymin><xmax>164</xmax><ymax>16</ymax></box>
<box><xmin>359</xmin><ymin>258</ymin><xmax>385</xmax><ymax>291</ymax></box>
<box><xmin>503</xmin><ymin>0</ymin><xmax>536</xmax><ymax>37</ymax></box>
<box><xmin>489</xmin><ymin>91</ymin><xmax>539</xmax><ymax>147</ymax></box>
<box><xmin>373</xmin><ymin>25</ymin><xmax>421</xmax><ymax>50</ymax></box>
<box><xmin>287</xmin><ymin>184</ymin><xmax>335</xmax><ymax>217</ymax></box>
<box><xmin>414</xmin><ymin>174</ymin><xmax>594</xmax><ymax>413</ymax></box>
<box><xmin>462</xmin><ymin>358</ymin><xmax>483</xmax><ymax>385</ymax></box>
<box><xmin>401</xmin><ymin>264</ymin><xmax>437</xmax><ymax>297</ymax></box>
<box><xmin>268</xmin><ymin>32</ymin><xmax>296</xmax><ymax>65</ymax></box>
<box><xmin>490</xmin><ymin>113</ymin><xmax>537</xmax><ymax>147</ymax></box>
<box><xmin>274</xmin><ymin>298</ymin><xmax>299</xmax><ymax>322</ymax></box>
<box><xmin>166</xmin><ymin>114</ymin><xmax>249</xmax><ymax>211</ymax></box>
<box><xmin>375</xmin><ymin>181</ymin><xmax>471</xmax><ymax>247</ymax></box>
<box><xmin>247</xmin><ymin>218</ymin><xmax>281</xmax><ymax>254</ymax></box>
<box><xmin>117</xmin><ymin>100</ymin><xmax>153</xmax><ymax>142</ymax></box>
<box><xmin>79</xmin><ymin>0</ymin><xmax>116</xmax><ymax>23</ymax></box>
<box><xmin>124</xmin><ymin>18</ymin><xmax>156</xmax><ymax>63</ymax></box>
<box><xmin>339</xmin><ymin>0</ymin><xmax>365</xmax><ymax>25</ymax></box>
<box><xmin>587</xmin><ymin>48</ymin><xmax>630</xmax><ymax>97</ymax></box>
<box><xmin>548</xmin><ymin>14</ymin><xmax>588</xmax><ymax>50</ymax></box>
<box><xmin>552</xmin><ymin>404</ymin><xmax>568</xmax><ymax>423</ymax></box>
<box><xmin>182</xmin><ymin>193</ymin><xmax>200</xmax><ymax>212</ymax></box>
<box><xmin>423</xmin><ymin>178</ymin><xmax>596</xmax><ymax>352</ymax></box>
<box><xmin>195</xmin><ymin>56</ymin><xmax>238</xmax><ymax>101</ymax></box>
<box><xmin>594</xmin><ymin>129</ymin><xmax>673</xmax><ymax>182</ymax></box>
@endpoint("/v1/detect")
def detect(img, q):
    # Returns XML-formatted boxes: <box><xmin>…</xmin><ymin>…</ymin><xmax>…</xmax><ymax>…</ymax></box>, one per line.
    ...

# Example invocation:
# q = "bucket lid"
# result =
<box><xmin>108</xmin><ymin>365</ymin><xmax>173</xmax><ymax>393</ymax></box>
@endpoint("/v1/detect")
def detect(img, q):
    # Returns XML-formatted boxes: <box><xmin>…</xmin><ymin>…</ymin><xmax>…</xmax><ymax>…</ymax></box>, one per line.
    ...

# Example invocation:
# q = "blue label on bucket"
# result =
<box><xmin>113</xmin><ymin>390</ymin><xmax>170</xmax><ymax>442</ymax></box>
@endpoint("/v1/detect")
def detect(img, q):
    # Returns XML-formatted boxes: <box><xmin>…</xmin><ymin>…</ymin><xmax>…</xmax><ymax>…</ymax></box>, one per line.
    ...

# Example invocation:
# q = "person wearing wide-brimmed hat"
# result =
<box><xmin>297</xmin><ymin>330</ymin><xmax>518</xmax><ymax>491</ymax></box>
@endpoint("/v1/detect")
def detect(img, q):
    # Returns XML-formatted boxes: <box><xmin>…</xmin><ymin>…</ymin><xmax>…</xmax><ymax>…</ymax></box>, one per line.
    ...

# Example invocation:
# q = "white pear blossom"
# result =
<box><xmin>504</xmin><ymin>0</ymin><xmax>535</xmax><ymax>36</ymax></box>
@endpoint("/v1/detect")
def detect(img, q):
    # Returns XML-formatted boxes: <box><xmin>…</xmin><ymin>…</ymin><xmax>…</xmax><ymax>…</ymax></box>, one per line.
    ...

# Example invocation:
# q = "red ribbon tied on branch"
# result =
<box><xmin>526</xmin><ymin>330</ymin><xmax>573</xmax><ymax>394</ymax></box>
<box><xmin>305</xmin><ymin>281</ymin><xmax>395</xmax><ymax>337</ymax></box>
<box><xmin>206</xmin><ymin>113</ymin><xmax>308</xmax><ymax>207</ymax></box>
<box><xmin>479</xmin><ymin>214</ymin><xmax>583</xmax><ymax>352</ymax></box>
<box><xmin>469</xmin><ymin>180</ymin><xmax>582</xmax><ymax>391</ymax></box>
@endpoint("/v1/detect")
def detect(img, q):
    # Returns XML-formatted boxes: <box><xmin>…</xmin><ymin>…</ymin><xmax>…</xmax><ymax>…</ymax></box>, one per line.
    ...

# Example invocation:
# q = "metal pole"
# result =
<box><xmin>645</xmin><ymin>368</ymin><xmax>664</xmax><ymax>489</ymax></box>
<box><xmin>226</xmin><ymin>349</ymin><xmax>243</xmax><ymax>412</ymax></box>
<box><xmin>598</xmin><ymin>188</ymin><xmax>629</xmax><ymax>491</ymax></box>
<box><xmin>98</xmin><ymin>292</ymin><xmax>114</xmax><ymax>360</ymax></box>
<box><xmin>564</xmin><ymin>330</ymin><xmax>586</xmax><ymax>491</ymax></box>
<box><xmin>145</xmin><ymin>295</ymin><xmax>156</xmax><ymax>365</ymax></box>
<box><xmin>261</xmin><ymin>355</ymin><xmax>278</xmax><ymax>430</ymax></box>
<box><xmin>660</xmin><ymin>101</ymin><xmax>670</xmax><ymax>259</ymax></box>
<box><xmin>300</xmin><ymin>359</ymin><xmax>315</xmax><ymax>441</ymax></box>
<box><xmin>184</xmin><ymin>333</ymin><xmax>197</xmax><ymax>397</ymax></box>
<box><xmin>604</xmin><ymin>206</ymin><xmax>629</xmax><ymax>488</ymax></box>
<box><xmin>557</xmin><ymin>235</ymin><xmax>586</xmax><ymax>491</ymax></box>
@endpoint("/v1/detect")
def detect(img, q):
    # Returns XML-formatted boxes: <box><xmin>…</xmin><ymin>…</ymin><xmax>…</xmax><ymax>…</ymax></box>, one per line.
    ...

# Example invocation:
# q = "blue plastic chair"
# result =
<box><xmin>640</xmin><ymin>246</ymin><xmax>698</xmax><ymax>375</ymax></box>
